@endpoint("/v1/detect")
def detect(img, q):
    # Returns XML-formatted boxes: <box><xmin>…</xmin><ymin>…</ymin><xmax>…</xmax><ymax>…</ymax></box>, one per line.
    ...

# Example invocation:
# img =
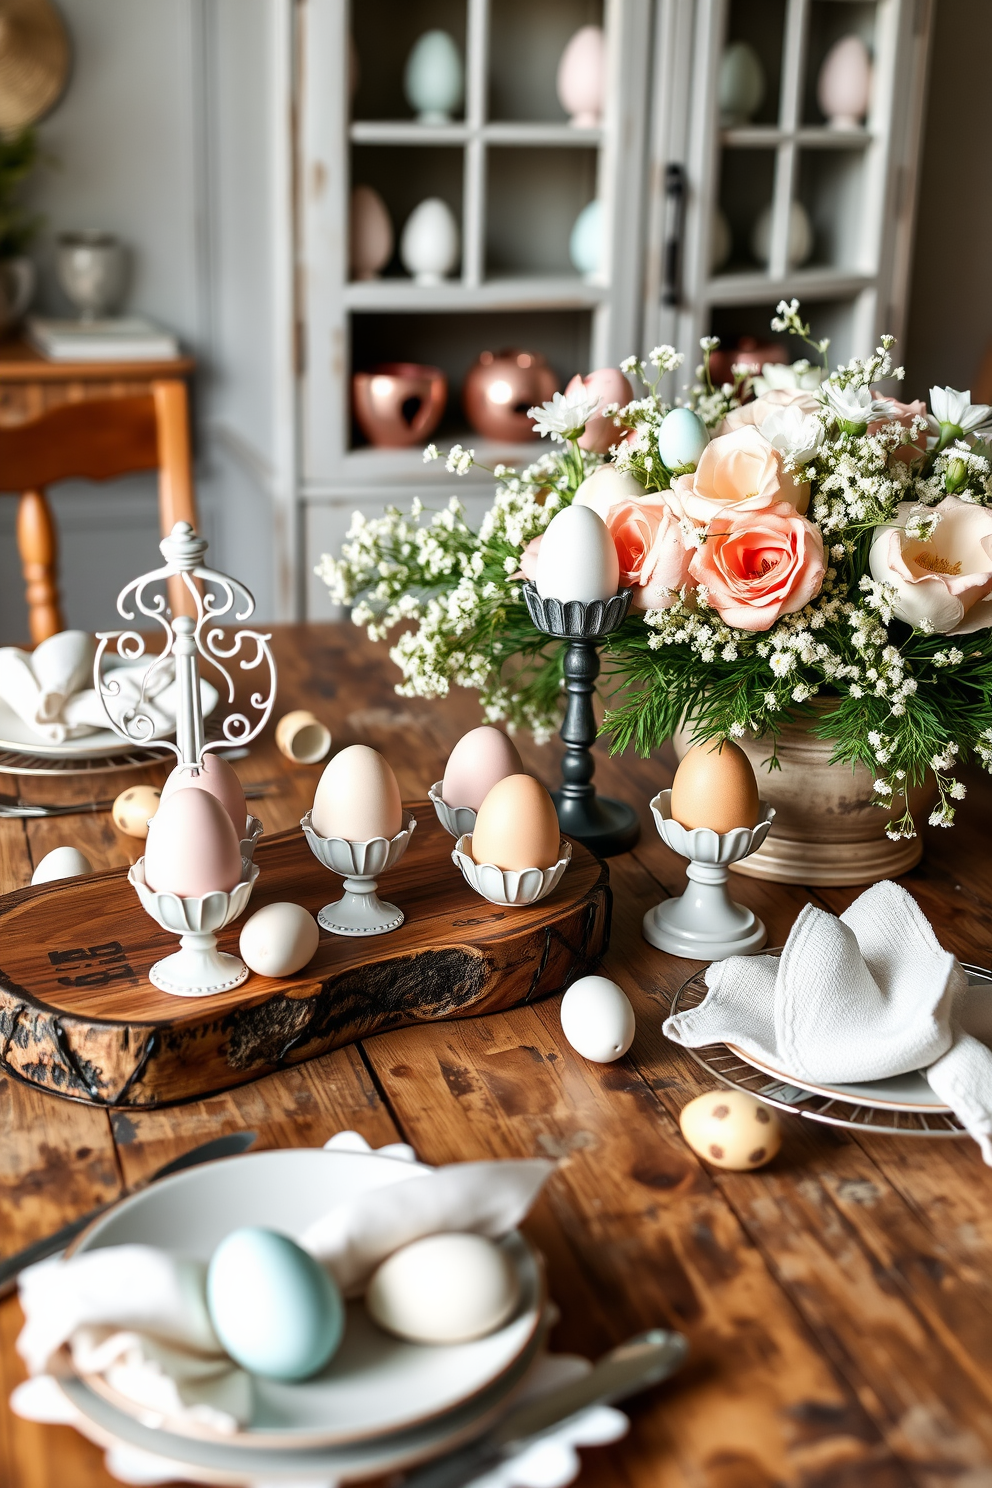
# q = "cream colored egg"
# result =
<box><xmin>161</xmin><ymin>754</ymin><xmax>246</xmax><ymax>835</ymax></box>
<box><xmin>144</xmin><ymin>788</ymin><xmax>244</xmax><ymax>897</ymax></box>
<box><xmin>535</xmin><ymin>504</ymin><xmax>620</xmax><ymax>603</ymax></box>
<box><xmin>311</xmin><ymin>745</ymin><xmax>403</xmax><ymax>842</ymax></box>
<box><xmin>560</xmin><ymin>976</ymin><xmax>635</xmax><ymax>1063</ymax></box>
<box><xmin>112</xmin><ymin>785</ymin><xmax>162</xmax><ymax>839</ymax></box>
<box><xmin>471</xmin><ymin>774</ymin><xmax>561</xmax><ymax>871</ymax></box>
<box><xmin>670</xmin><ymin>741</ymin><xmax>759</xmax><ymax>834</ymax></box>
<box><xmin>572</xmin><ymin>463</ymin><xmax>645</xmax><ymax>518</ymax></box>
<box><xmin>679</xmin><ymin>1090</ymin><xmax>781</xmax><ymax>1170</ymax></box>
<box><xmin>239</xmin><ymin>903</ymin><xmax>320</xmax><ymax>978</ymax></box>
<box><xmin>366</xmin><ymin>1233</ymin><xmax>520</xmax><ymax>1344</ymax></box>
<box><xmin>31</xmin><ymin>846</ymin><xmax>93</xmax><ymax>885</ymax></box>
<box><xmin>441</xmin><ymin>726</ymin><xmax>523</xmax><ymax>811</ymax></box>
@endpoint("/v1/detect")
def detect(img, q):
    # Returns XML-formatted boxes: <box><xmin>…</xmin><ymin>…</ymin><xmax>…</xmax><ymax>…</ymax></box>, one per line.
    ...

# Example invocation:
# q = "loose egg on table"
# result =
<box><xmin>471</xmin><ymin>774</ymin><xmax>561</xmax><ymax>871</ymax></box>
<box><xmin>143</xmin><ymin>788</ymin><xmax>244</xmax><ymax>898</ymax></box>
<box><xmin>441</xmin><ymin>726</ymin><xmax>523</xmax><ymax>812</ymax></box>
<box><xmin>535</xmin><ymin>503</ymin><xmax>620</xmax><ymax>604</ymax></box>
<box><xmin>560</xmin><ymin>975</ymin><xmax>635</xmax><ymax>1063</ymax></box>
<box><xmin>670</xmin><ymin>740</ymin><xmax>759</xmax><ymax>834</ymax></box>
<box><xmin>312</xmin><ymin>745</ymin><xmax>403</xmax><ymax>842</ymax></box>
<box><xmin>31</xmin><ymin>846</ymin><xmax>93</xmax><ymax>885</ymax></box>
<box><xmin>366</xmin><ymin>1233</ymin><xmax>520</xmax><ymax>1345</ymax></box>
<box><xmin>679</xmin><ymin>1090</ymin><xmax>782</xmax><ymax>1170</ymax></box>
<box><xmin>207</xmin><ymin>1227</ymin><xmax>344</xmax><ymax>1381</ymax></box>
<box><xmin>112</xmin><ymin>785</ymin><xmax>162</xmax><ymax>839</ymax></box>
<box><xmin>161</xmin><ymin>753</ymin><xmax>247</xmax><ymax>835</ymax></box>
<box><xmin>239</xmin><ymin>902</ymin><xmax>320</xmax><ymax>978</ymax></box>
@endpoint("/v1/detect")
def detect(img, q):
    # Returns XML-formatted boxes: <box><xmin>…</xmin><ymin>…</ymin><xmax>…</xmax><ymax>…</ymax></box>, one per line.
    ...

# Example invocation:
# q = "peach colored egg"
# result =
<box><xmin>144</xmin><ymin>788</ymin><xmax>244</xmax><ymax>897</ymax></box>
<box><xmin>312</xmin><ymin>745</ymin><xmax>403</xmax><ymax>842</ymax></box>
<box><xmin>471</xmin><ymin>775</ymin><xmax>560</xmax><ymax>871</ymax></box>
<box><xmin>161</xmin><ymin>753</ymin><xmax>247</xmax><ymax>835</ymax></box>
<box><xmin>441</xmin><ymin>727</ymin><xmax>524</xmax><ymax>812</ymax></box>
<box><xmin>670</xmin><ymin>741</ymin><xmax>759</xmax><ymax>833</ymax></box>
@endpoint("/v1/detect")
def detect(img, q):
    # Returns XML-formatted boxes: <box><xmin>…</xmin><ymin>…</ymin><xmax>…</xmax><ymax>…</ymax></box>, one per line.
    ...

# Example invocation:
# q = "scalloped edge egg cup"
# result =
<box><xmin>240</xmin><ymin>813</ymin><xmax>264</xmax><ymax>862</ymax></box>
<box><xmin>643</xmin><ymin>790</ymin><xmax>775</xmax><ymax>960</ymax></box>
<box><xmin>301</xmin><ymin>811</ymin><xmax>416</xmax><ymax>936</ymax></box>
<box><xmin>428</xmin><ymin>782</ymin><xmax>477</xmax><ymax>839</ymax></box>
<box><xmin>128</xmin><ymin>858</ymin><xmax>260</xmax><ymax>996</ymax></box>
<box><xmin>452</xmin><ymin>834</ymin><xmax>572</xmax><ymax>907</ymax></box>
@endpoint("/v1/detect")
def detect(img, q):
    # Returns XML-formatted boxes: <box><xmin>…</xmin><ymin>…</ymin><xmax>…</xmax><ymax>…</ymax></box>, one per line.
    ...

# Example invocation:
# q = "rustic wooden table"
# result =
<box><xmin>2</xmin><ymin>623</ymin><xmax>992</xmax><ymax>1488</ymax></box>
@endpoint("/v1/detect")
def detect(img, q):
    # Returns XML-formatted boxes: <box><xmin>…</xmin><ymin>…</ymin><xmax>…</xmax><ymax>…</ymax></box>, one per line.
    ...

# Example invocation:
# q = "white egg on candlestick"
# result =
<box><xmin>535</xmin><ymin>504</ymin><xmax>620</xmax><ymax>603</ymax></box>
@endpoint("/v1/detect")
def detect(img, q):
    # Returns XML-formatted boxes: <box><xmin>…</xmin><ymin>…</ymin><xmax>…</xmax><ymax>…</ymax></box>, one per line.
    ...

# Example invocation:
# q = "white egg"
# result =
<box><xmin>31</xmin><ymin>846</ymin><xmax>93</xmax><ymax>886</ymax></box>
<box><xmin>560</xmin><ymin>975</ymin><xmax>635</xmax><ymax>1063</ymax></box>
<box><xmin>239</xmin><ymin>903</ymin><xmax>320</xmax><ymax>978</ymax></box>
<box><xmin>366</xmin><ymin>1233</ymin><xmax>520</xmax><ymax>1344</ymax></box>
<box><xmin>572</xmin><ymin>464</ymin><xmax>645</xmax><ymax>518</ymax></box>
<box><xmin>679</xmin><ymin>1090</ymin><xmax>782</xmax><ymax>1170</ymax></box>
<box><xmin>535</xmin><ymin>504</ymin><xmax>620</xmax><ymax>604</ymax></box>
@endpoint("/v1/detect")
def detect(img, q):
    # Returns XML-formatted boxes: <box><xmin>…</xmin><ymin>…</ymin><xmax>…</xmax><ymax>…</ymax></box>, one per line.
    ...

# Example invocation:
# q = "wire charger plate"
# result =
<box><xmin>0</xmin><ymin>745</ymin><xmax>173</xmax><ymax>778</ymax></box>
<box><xmin>666</xmin><ymin>963</ymin><xmax>992</xmax><ymax>1138</ymax></box>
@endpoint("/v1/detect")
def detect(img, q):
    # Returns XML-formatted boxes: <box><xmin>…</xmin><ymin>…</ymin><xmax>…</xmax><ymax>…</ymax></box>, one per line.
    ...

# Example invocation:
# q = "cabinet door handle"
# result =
<box><xmin>663</xmin><ymin>163</ymin><xmax>687</xmax><ymax>308</ymax></box>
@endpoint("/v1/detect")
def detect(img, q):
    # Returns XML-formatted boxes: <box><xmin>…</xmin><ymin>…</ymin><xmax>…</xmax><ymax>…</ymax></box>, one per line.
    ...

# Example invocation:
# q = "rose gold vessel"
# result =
<box><xmin>462</xmin><ymin>349</ymin><xmax>558</xmax><ymax>442</ymax></box>
<box><xmin>353</xmin><ymin>362</ymin><xmax>447</xmax><ymax>448</ymax></box>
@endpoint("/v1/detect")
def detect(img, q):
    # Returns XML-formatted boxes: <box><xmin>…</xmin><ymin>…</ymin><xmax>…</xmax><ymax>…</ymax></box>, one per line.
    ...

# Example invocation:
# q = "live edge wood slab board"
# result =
<box><xmin>0</xmin><ymin>803</ymin><xmax>610</xmax><ymax>1108</ymax></box>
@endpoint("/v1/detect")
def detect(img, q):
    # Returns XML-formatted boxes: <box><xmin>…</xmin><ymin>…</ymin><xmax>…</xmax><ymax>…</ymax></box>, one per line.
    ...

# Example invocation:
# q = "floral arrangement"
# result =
<box><xmin>318</xmin><ymin>302</ymin><xmax>992</xmax><ymax>838</ymax></box>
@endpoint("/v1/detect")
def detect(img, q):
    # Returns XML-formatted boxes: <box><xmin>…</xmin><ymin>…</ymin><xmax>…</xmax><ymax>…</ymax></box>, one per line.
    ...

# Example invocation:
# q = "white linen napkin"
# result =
<box><xmin>663</xmin><ymin>880</ymin><xmax>992</xmax><ymax>1162</ymax></box>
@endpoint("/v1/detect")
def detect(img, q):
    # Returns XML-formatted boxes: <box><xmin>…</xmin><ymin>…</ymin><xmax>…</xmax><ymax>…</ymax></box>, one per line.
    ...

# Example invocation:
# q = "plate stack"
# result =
<box><xmin>54</xmin><ymin>1148</ymin><xmax>548</xmax><ymax>1484</ymax></box>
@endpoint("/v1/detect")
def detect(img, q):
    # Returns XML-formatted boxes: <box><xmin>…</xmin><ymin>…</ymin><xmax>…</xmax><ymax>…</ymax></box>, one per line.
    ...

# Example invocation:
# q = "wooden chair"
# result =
<box><xmin>0</xmin><ymin>381</ymin><xmax>197</xmax><ymax>643</ymax></box>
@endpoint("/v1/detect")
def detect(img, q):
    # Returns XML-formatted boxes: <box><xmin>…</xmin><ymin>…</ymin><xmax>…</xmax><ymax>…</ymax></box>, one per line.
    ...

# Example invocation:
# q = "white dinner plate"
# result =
<box><xmin>0</xmin><ymin>695</ymin><xmax>148</xmax><ymax>758</ymax></box>
<box><xmin>71</xmin><ymin>1148</ymin><xmax>544</xmax><ymax>1449</ymax></box>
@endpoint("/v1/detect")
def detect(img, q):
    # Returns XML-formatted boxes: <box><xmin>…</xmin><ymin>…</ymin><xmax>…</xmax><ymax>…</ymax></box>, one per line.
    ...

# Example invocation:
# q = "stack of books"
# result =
<box><xmin>25</xmin><ymin>316</ymin><xmax>180</xmax><ymax>362</ymax></box>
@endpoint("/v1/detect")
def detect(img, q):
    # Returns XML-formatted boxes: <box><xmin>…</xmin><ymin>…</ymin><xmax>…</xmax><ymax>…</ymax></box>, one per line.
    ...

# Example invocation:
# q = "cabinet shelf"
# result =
<box><xmin>343</xmin><ymin>275</ymin><xmax>605</xmax><ymax>312</ymax></box>
<box><xmin>720</xmin><ymin>126</ymin><xmax>872</xmax><ymax>149</ymax></box>
<box><xmin>705</xmin><ymin>268</ymin><xmax>875</xmax><ymax>306</ymax></box>
<box><xmin>349</xmin><ymin>121</ymin><xmax>604</xmax><ymax>147</ymax></box>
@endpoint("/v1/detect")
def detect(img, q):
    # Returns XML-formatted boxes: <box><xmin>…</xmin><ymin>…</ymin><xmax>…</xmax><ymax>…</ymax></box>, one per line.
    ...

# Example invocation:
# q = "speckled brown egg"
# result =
<box><xmin>670</xmin><ymin>740</ymin><xmax>759</xmax><ymax>833</ymax></box>
<box><xmin>679</xmin><ymin>1090</ymin><xmax>781</xmax><ymax>1170</ymax></box>
<box><xmin>112</xmin><ymin>785</ymin><xmax>162</xmax><ymax>839</ymax></box>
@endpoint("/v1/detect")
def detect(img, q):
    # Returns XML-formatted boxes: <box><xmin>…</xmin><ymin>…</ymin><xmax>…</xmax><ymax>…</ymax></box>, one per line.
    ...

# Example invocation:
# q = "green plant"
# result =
<box><xmin>0</xmin><ymin>128</ymin><xmax>41</xmax><ymax>259</ymax></box>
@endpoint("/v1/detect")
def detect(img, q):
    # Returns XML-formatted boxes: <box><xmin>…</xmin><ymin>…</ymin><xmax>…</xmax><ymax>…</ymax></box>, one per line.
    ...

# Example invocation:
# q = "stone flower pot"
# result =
<box><xmin>673</xmin><ymin>704</ymin><xmax>937</xmax><ymax>886</ymax></box>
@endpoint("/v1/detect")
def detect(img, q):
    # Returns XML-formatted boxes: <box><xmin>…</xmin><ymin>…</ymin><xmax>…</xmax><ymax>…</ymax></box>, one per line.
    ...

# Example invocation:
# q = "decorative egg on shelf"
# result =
<box><xmin>718</xmin><ymin>40</ymin><xmax>765</xmax><ymax>126</ymax></box>
<box><xmin>353</xmin><ymin>361</ymin><xmax>447</xmax><ymax>448</ymax></box>
<box><xmin>817</xmin><ymin>35</ymin><xmax>872</xmax><ymax>129</ymax></box>
<box><xmin>751</xmin><ymin>199</ymin><xmax>814</xmax><ymax>268</ymax></box>
<box><xmin>556</xmin><ymin>25</ymin><xmax>606</xmax><ymax>128</ymax></box>
<box><xmin>349</xmin><ymin>185</ymin><xmax>393</xmax><ymax>281</ymax></box>
<box><xmin>403</xmin><ymin>29</ymin><xmax>464</xmax><ymax>124</ymax></box>
<box><xmin>535</xmin><ymin>504</ymin><xmax>620</xmax><ymax>604</ymax></box>
<box><xmin>568</xmin><ymin>199</ymin><xmax>602</xmax><ymax>279</ymax></box>
<box><xmin>400</xmin><ymin>197</ymin><xmax>460</xmax><ymax>285</ymax></box>
<box><xmin>463</xmin><ymin>349</ymin><xmax>558</xmax><ymax>442</ymax></box>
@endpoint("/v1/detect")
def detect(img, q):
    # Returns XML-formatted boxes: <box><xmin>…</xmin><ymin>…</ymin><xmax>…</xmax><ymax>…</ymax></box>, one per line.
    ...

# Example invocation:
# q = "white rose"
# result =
<box><xmin>869</xmin><ymin>496</ymin><xmax>992</xmax><ymax>634</ymax></box>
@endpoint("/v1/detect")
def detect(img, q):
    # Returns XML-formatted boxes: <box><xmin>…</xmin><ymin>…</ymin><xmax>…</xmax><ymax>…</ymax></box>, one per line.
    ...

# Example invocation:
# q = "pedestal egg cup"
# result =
<box><xmin>241</xmin><ymin>814</ymin><xmax>264</xmax><ymax>862</ymax></box>
<box><xmin>129</xmin><ymin>859</ymin><xmax>259</xmax><ymax>997</ymax></box>
<box><xmin>301</xmin><ymin>811</ymin><xmax>416</xmax><ymax>936</ymax></box>
<box><xmin>428</xmin><ymin>782</ymin><xmax>476</xmax><ymax>839</ymax></box>
<box><xmin>642</xmin><ymin>790</ymin><xmax>775</xmax><ymax>960</ymax></box>
<box><xmin>452</xmin><ymin>834</ymin><xmax>571</xmax><ymax>907</ymax></box>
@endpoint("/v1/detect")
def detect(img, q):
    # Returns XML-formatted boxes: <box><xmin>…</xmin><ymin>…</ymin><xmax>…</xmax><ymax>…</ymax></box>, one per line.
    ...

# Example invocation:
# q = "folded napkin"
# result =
<box><xmin>16</xmin><ymin>1132</ymin><xmax>554</xmax><ymax>1436</ymax></box>
<box><xmin>664</xmin><ymin>880</ymin><xmax>992</xmax><ymax>1162</ymax></box>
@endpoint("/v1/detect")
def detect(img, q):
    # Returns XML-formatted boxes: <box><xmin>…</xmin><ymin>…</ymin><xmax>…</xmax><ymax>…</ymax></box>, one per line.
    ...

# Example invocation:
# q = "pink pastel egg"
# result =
<box><xmin>161</xmin><ymin>753</ymin><xmax>247</xmax><ymax>836</ymax></box>
<box><xmin>144</xmin><ymin>788</ymin><xmax>244</xmax><ymax>897</ymax></box>
<box><xmin>441</xmin><ymin>727</ymin><xmax>524</xmax><ymax>812</ymax></box>
<box><xmin>565</xmin><ymin>368</ymin><xmax>634</xmax><ymax>452</ymax></box>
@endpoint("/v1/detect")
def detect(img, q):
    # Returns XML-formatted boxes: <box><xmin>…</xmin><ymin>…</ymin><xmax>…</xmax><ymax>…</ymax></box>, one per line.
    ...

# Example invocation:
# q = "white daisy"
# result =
<box><xmin>528</xmin><ymin>388</ymin><xmax>601</xmax><ymax>441</ymax></box>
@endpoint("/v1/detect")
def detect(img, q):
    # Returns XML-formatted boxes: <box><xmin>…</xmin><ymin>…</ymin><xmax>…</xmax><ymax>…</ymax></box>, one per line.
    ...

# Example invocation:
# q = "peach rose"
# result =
<box><xmin>673</xmin><ymin>425</ymin><xmax>805</xmax><ymax>523</ymax></box>
<box><xmin>600</xmin><ymin>489</ymin><xmax>693</xmax><ymax>611</ymax></box>
<box><xmin>717</xmin><ymin>387</ymin><xmax>820</xmax><ymax>437</ymax></box>
<box><xmin>689</xmin><ymin>503</ymin><xmax>825</xmax><ymax>631</ymax></box>
<box><xmin>565</xmin><ymin>368</ymin><xmax>634</xmax><ymax>453</ymax></box>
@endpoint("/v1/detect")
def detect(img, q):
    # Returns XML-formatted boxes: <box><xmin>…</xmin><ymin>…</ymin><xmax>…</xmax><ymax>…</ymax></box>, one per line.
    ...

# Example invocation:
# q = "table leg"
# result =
<box><xmin>16</xmin><ymin>488</ymin><xmax>64</xmax><ymax>643</ymax></box>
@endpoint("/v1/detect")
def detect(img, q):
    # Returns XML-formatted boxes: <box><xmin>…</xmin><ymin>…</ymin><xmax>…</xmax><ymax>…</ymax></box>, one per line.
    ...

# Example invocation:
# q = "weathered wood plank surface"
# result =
<box><xmin>1</xmin><ymin>624</ymin><xmax>991</xmax><ymax>1488</ymax></box>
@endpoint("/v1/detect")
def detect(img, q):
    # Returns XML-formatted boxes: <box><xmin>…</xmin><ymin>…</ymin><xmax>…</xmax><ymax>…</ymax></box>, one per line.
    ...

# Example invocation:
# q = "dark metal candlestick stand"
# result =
<box><xmin>523</xmin><ymin>582</ymin><xmax>640</xmax><ymax>858</ymax></box>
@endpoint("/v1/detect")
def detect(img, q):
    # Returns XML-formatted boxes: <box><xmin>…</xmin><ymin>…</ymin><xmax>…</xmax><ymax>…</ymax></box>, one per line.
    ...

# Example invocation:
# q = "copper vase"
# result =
<box><xmin>353</xmin><ymin>362</ymin><xmax>447</xmax><ymax>448</ymax></box>
<box><xmin>462</xmin><ymin>350</ymin><xmax>559</xmax><ymax>442</ymax></box>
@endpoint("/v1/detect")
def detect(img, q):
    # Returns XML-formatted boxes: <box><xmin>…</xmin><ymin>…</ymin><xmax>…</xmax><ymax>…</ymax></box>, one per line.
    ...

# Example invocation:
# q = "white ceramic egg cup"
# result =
<box><xmin>241</xmin><ymin>814</ymin><xmax>264</xmax><ymax>861</ymax></box>
<box><xmin>129</xmin><ymin>859</ymin><xmax>260</xmax><ymax>996</ymax></box>
<box><xmin>452</xmin><ymin>834</ymin><xmax>571</xmax><ymax>907</ymax></box>
<box><xmin>301</xmin><ymin>812</ymin><xmax>416</xmax><ymax>936</ymax></box>
<box><xmin>642</xmin><ymin>790</ymin><xmax>775</xmax><ymax>960</ymax></box>
<box><xmin>428</xmin><ymin>782</ymin><xmax>476</xmax><ymax>839</ymax></box>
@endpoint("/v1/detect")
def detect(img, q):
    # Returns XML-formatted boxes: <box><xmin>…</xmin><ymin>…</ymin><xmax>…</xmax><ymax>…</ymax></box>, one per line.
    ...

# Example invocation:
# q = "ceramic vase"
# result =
<box><xmin>353</xmin><ymin>362</ymin><xmax>447</xmax><ymax>448</ymax></box>
<box><xmin>672</xmin><ymin>705</ymin><xmax>939</xmax><ymax>886</ymax></box>
<box><xmin>718</xmin><ymin>41</ymin><xmax>765</xmax><ymax>126</ymax></box>
<box><xmin>556</xmin><ymin>26</ymin><xmax>606</xmax><ymax>128</ymax></box>
<box><xmin>463</xmin><ymin>349</ymin><xmax>558</xmax><ymax>442</ymax></box>
<box><xmin>569</xmin><ymin>199</ymin><xmax>602</xmax><ymax>279</ymax></box>
<box><xmin>349</xmin><ymin>186</ymin><xmax>393</xmax><ymax>281</ymax></box>
<box><xmin>56</xmin><ymin>232</ymin><xmax>126</xmax><ymax>320</ymax></box>
<box><xmin>817</xmin><ymin>35</ymin><xmax>872</xmax><ymax>129</ymax></box>
<box><xmin>751</xmin><ymin>200</ymin><xmax>813</xmax><ymax>268</ymax></box>
<box><xmin>404</xmin><ymin>30</ymin><xmax>464</xmax><ymax>124</ymax></box>
<box><xmin>400</xmin><ymin>198</ymin><xmax>460</xmax><ymax>285</ymax></box>
<box><xmin>0</xmin><ymin>256</ymin><xmax>34</xmax><ymax>337</ymax></box>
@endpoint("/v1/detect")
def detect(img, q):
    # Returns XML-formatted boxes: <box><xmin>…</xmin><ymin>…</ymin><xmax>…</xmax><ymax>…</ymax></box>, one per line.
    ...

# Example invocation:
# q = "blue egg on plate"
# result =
<box><xmin>657</xmin><ymin>406</ymin><xmax>709</xmax><ymax>473</ymax></box>
<box><xmin>206</xmin><ymin>1227</ymin><xmax>344</xmax><ymax>1381</ymax></box>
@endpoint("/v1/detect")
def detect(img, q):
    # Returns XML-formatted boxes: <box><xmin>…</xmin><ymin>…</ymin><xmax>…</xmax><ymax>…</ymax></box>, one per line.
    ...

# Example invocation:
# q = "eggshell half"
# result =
<box><xmin>441</xmin><ymin>726</ymin><xmax>523</xmax><ymax>811</ymax></box>
<box><xmin>144</xmin><ymin>788</ymin><xmax>244</xmax><ymax>897</ymax></box>
<box><xmin>161</xmin><ymin>753</ymin><xmax>247</xmax><ymax>835</ymax></box>
<box><xmin>560</xmin><ymin>976</ymin><xmax>635</xmax><ymax>1063</ymax></box>
<box><xmin>312</xmin><ymin>745</ymin><xmax>403</xmax><ymax>841</ymax></box>
<box><xmin>240</xmin><ymin>903</ymin><xmax>320</xmax><ymax>978</ymax></box>
<box><xmin>366</xmin><ymin>1233</ymin><xmax>520</xmax><ymax>1344</ymax></box>
<box><xmin>471</xmin><ymin>774</ymin><xmax>560</xmax><ymax>871</ymax></box>
<box><xmin>535</xmin><ymin>504</ymin><xmax>620</xmax><ymax>603</ymax></box>
<box><xmin>679</xmin><ymin>1090</ymin><xmax>781</xmax><ymax>1170</ymax></box>
<box><xmin>670</xmin><ymin>741</ymin><xmax>759</xmax><ymax>833</ymax></box>
<box><xmin>31</xmin><ymin>846</ymin><xmax>93</xmax><ymax>885</ymax></box>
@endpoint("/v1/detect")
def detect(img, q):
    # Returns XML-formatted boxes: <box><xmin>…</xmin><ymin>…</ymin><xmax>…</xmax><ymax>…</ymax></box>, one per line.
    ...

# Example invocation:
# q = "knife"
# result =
<box><xmin>0</xmin><ymin>1130</ymin><xmax>257</xmax><ymax>1299</ymax></box>
<box><xmin>403</xmin><ymin>1328</ymin><xmax>688</xmax><ymax>1488</ymax></box>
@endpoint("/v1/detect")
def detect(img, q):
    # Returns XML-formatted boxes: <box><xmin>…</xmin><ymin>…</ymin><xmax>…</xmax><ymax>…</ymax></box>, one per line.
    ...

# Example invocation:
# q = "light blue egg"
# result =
<box><xmin>569</xmin><ymin>200</ymin><xmax>602</xmax><ymax>276</ymax></box>
<box><xmin>657</xmin><ymin>407</ymin><xmax>709</xmax><ymax>472</ymax></box>
<box><xmin>404</xmin><ymin>31</ymin><xmax>464</xmax><ymax>123</ymax></box>
<box><xmin>207</xmin><ymin>1228</ymin><xmax>344</xmax><ymax>1382</ymax></box>
<box><xmin>718</xmin><ymin>41</ymin><xmax>765</xmax><ymax>126</ymax></box>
